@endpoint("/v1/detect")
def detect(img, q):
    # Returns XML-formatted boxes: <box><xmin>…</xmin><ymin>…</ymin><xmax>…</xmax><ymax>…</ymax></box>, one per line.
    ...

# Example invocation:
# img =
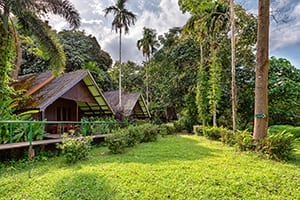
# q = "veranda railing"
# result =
<box><xmin>0</xmin><ymin>120</ymin><xmax>124</xmax><ymax>145</ymax></box>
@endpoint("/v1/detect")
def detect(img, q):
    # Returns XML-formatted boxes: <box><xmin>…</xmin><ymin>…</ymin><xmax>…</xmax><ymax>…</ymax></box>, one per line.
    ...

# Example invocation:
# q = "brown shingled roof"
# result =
<box><xmin>104</xmin><ymin>90</ymin><xmax>150</xmax><ymax>119</ymax></box>
<box><xmin>12</xmin><ymin>70</ymin><xmax>114</xmax><ymax>115</ymax></box>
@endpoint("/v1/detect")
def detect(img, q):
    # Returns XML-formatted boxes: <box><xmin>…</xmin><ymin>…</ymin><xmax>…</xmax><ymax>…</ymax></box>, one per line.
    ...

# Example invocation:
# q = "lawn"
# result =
<box><xmin>0</xmin><ymin>135</ymin><xmax>299</xmax><ymax>199</ymax></box>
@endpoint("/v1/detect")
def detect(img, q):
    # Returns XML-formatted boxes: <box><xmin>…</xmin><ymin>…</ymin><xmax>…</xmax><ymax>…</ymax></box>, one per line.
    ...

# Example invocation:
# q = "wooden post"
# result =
<box><xmin>28</xmin><ymin>122</ymin><xmax>35</xmax><ymax>160</ymax></box>
<box><xmin>28</xmin><ymin>145</ymin><xmax>35</xmax><ymax>161</ymax></box>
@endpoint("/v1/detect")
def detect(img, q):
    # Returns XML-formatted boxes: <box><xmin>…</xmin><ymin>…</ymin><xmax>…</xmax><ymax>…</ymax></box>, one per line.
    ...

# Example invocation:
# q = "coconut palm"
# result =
<box><xmin>0</xmin><ymin>0</ymin><xmax>80</xmax><ymax>77</ymax></box>
<box><xmin>137</xmin><ymin>27</ymin><xmax>159</xmax><ymax>106</ymax></box>
<box><xmin>104</xmin><ymin>0</ymin><xmax>137</xmax><ymax>108</ymax></box>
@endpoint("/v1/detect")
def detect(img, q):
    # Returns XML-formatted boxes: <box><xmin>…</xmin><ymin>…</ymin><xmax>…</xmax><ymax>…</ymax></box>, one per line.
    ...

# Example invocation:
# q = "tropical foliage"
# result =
<box><xmin>137</xmin><ymin>27</ymin><xmax>160</xmax><ymax>105</ymax></box>
<box><xmin>0</xmin><ymin>0</ymin><xmax>80</xmax><ymax>77</ymax></box>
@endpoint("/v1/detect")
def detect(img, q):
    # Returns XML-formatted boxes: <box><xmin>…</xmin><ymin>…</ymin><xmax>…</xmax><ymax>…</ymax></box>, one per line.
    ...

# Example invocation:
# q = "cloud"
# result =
<box><xmin>48</xmin><ymin>0</ymin><xmax>189</xmax><ymax>64</ymax></box>
<box><xmin>269</xmin><ymin>2</ymin><xmax>300</xmax><ymax>50</ymax></box>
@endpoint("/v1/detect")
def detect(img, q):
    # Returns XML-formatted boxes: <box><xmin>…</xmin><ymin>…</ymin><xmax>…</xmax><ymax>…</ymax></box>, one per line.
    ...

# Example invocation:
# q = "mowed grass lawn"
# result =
<box><xmin>0</xmin><ymin>135</ymin><xmax>299</xmax><ymax>199</ymax></box>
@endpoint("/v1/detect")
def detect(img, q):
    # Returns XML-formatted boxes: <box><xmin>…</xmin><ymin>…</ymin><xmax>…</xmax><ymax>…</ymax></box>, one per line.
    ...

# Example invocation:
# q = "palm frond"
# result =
<box><xmin>18</xmin><ymin>12</ymin><xmax>66</xmax><ymax>76</ymax></box>
<box><xmin>35</xmin><ymin>0</ymin><xmax>80</xmax><ymax>29</ymax></box>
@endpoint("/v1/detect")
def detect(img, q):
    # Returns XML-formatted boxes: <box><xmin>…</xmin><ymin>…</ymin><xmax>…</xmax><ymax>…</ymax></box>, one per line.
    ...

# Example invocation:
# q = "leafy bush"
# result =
<box><xmin>159</xmin><ymin>123</ymin><xmax>176</xmax><ymax>136</ymax></box>
<box><xmin>202</xmin><ymin>126</ymin><xmax>224</xmax><ymax>140</ymax></box>
<box><xmin>105</xmin><ymin>124</ymin><xmax>160</xmax><ymax>154</ymax></box>
<box><xmin>173</xmin><ymin>120</ymin><xmax>184</xmax><ymax>133</ymax></box>
<box><xmin>269</xmin><ymin>125</ymin><xmax>300</xmax><ymax>139</ymax></box>
<box><xmin>140</xmin><ymin>123</ymin><xmax>159</xmax><ymax>143</ymax></box>
<box><xmin>57</xmin><ymin>135</ymin><xmax>93</xmax><ymax>163</ymax></box>
<box><xmin>125</xmin><ymin>125</ymin><xmax>143</xmax><ymax>147</ymax></box>
<box><xmin>105</xmin><ymin>130</ymin><xmax>127</xmax><ymax>154</ymax></box>
<box><xmin>220</xmin><ymin>129</ymin><xmax>236</xmax><ymax>146</ymax></box>
<box><xmin>235</xmin><ymin>130</ymin><xmax>255</xmax><ymax>151</ymax></box>
<box><xmin>79</xmin><ymin>116</ymin><xmax>119</xmax><ymax>135</ymax></box>
<box><xmin>193</xmin><ymin>125</ymin><xmax>204</xmax><ymax>136</ymax></box>
<box><xmin>174</xmin><ymin>116</ymin><xmax>197</xmax><ymax>133</ymax></box>
<box><xmin>0</xmin><ymin>98</ymin><xmax>46</xmax><ymax>144</ymax></box>
<box><xmin>256</xmin><ymin>131</ymin><xmax>295</xmax><ymax>161</ymax></box>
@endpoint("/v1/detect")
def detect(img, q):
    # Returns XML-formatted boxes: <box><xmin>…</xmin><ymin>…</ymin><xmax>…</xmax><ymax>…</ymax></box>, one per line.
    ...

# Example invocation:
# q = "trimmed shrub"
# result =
<box><xmin>174</xmin><ymin>116</ymin><xmax>197</xmax><ymax>133</ymax></box>
<box><xmin>220</xmin><ymin>129</ymin><xmax>236</xmax><ymax>146</ymax></box>
<box><xmin>173</xmin><ymin>120</ymin><xmax>185</xmax><ymax>133</ymax></box>
<box><xmin>140</xmin><ymin>123</ymin><xmax>159</xmax><ymax>143</ymax></box>
<box><xmin>235</xmin><ymin>130</ymin><xmax>255</xmax><ymax>151</ymax></box>
<box><xmin>125</xmin><ymin>125</ymin><xmax>143</xmax><ymax>147</ymax></box>
<box><xmin>202</xmin><ymin>126</ymin><xmax>224</xmax><ymax>140</ymax></box>
<box><xmin>159</xmin><ymin>123</ymin><xmax>176</xmax><ymax>136</ymax></box>
<box><xmin>256</xmin><ymin>131</ymin><xmax>295</xmax><ymax>161</ymax></box>
<box><xmin>57</xmin><ymin>135</ymin><xmax>93</xmax><ymax>163</ymax></box>
<box><xmin>105</xmin><ymin>130</ymin><xmax>127</xmax><ymax>154</ymax></box>
<box><xmin>193</xmin><ymin>125</ymin><xmax>204</xmax><ymax>136</ymax></box>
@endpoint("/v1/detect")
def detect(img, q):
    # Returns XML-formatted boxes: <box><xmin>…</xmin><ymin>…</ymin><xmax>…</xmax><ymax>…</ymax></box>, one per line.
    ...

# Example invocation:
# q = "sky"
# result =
<box><xmin>48</xmin><ymin>0</ymin><xmax>300</xmax><ymax>69</ymax></box>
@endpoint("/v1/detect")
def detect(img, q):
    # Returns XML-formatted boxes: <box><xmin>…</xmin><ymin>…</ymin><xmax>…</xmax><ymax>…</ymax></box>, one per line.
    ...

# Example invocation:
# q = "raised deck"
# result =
<box><xmin>0</xmin><ymin>134</ymin><xmax>107</xmax><ymax>151</ymax></box>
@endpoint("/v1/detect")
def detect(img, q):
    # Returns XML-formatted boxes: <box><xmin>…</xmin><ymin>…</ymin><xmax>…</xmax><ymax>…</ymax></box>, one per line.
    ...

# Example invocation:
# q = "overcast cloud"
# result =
<box><xmin>47</xmin><ymin>0</ymin><xmax>300</xmax><ymax>68</ymax></box>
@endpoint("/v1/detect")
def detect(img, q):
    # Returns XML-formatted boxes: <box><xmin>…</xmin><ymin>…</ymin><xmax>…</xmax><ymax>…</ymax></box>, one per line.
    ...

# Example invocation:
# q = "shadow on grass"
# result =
<box><xmin>51</xmin><ymin>172</ymin><xmax>116</xmax><ymax>199</ymax></box>
<box><xmin>97</xmin><ymin>135</ymin><xmax>223</xmax><ymax>164</ymax></box>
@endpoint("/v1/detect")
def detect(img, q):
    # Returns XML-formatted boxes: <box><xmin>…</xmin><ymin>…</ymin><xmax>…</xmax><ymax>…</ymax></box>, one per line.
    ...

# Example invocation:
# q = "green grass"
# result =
<box><xmin>1</xmin><ymin>135</ymin><xmax>299</xmax><ymax>199</ymax></box>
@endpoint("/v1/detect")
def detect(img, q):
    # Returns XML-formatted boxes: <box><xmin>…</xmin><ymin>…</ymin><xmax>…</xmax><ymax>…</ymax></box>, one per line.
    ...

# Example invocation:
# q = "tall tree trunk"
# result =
<box><xmin>0</xmin><ymin>4</ymin><xmax>14</xmax><ymax>99</ymax></box>
<box><xmin>230</xmin><ymin>0</ymin><xmax>237</xmax><ymax>131</ymax></box>
<box><xmin>118</xmin><ymin>28</ymin><xmax>122</xmax><ymax>109</ymax></box>
<box><xmin>145</xmin><ymin>55</ymin><xmax>149</xmax><ymax>107</ymax></box>
<box><xmin>199</xmin><ymin>43</ymin><xmax>206</xmax><ymax>126</ymax></box>
<box><xmin>253</xmin><ymin>0</ymin><xmax>270</xmax><ymax>141</ymax></box>
<box><xmin>11</xmin><ymin>22</ymin><xmax>22</xmax><ymax>79</ymax></box>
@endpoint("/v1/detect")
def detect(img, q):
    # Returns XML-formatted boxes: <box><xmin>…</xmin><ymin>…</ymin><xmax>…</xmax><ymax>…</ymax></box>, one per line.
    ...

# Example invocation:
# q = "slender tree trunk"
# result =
<box><xmin>118</xmin><ymin>28</ymin><xmax>122</xmax><ymax>109</ymax></box>
<box><xmin>145</xmin><ymin>55</ymin><xmax>149</xmax><ymax>106</ymax></box>
<box><xmin>253</xmin><ymin>0</ymin><xmax>270</xmax><ymax>141</ymax></box>
<box><xmin>12</xmin><ymin>23</ymin><xmax>22</xmax><ymax>79</ymax></box>
<box><xmin>213</xmin><ymin>102</ymin><xmax>217</xmax><ymax>127</ymax></box>
<box><xmin>200</xmin><ymin>44</ymin><xmax>206</xmax><ymax>126</ymax></box>
<box><xmin>0</xmin><ymin>4</ymin><xmax>12</xmax><ymax>99</ymax></box>
<box><xmin>230</xmin><ymin>0</ymin><xmax>237</xmax><ymax>131</ymax></box>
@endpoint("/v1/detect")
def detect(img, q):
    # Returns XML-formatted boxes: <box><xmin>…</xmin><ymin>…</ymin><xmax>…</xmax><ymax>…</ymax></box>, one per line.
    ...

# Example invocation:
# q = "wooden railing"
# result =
<box><xmin>0</xmin><ymin>120</ymin><xmax>124</xmax><ymax>146</ymax></box>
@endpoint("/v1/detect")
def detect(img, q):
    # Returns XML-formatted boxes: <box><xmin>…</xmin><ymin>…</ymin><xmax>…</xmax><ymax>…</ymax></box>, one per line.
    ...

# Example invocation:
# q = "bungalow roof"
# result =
<box><xmin>104</xmin><ymin>90</ymin><xmax>151</xmax><ymax>119</ymax></box>
<box><xmin>11</xmin><ymin>70</ymin><xmax>114</xmax><ymax>115</ymax></box>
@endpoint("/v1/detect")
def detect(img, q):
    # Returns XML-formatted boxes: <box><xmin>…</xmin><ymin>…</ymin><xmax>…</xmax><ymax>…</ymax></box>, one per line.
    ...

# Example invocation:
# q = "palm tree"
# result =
<box><xmin>104</xmin><ymin>0</ymin><xmax>137</xmax><ymax>109</ymax></box>
<box><xmin>137</xmin><ymin>27</ymin><xmax>159</xmax><ymax>106</ymax></box>
<box><xmin>0</xmin><ymin>0</ymin><xmax>80</xmax><ymax>99</ymax></box>
<box><xmin>182</xmin><ymin>1</ymin><xmax>229</xmax><ymax>127</ymax></box>
<box><xmin>0</xmin><ymin>0</ymin><xmax>80</xmax><ymax>77</ymax></box>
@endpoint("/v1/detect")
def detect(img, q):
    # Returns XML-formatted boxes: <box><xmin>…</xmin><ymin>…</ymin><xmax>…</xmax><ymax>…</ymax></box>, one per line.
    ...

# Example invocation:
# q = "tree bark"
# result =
<box><xmin>253</xmin><ymin>0</ymin><xmax>270</xmax><ymax>141</ymax></box>
<box><xmin>230</xmin><ymin>0</ymin><xmax>237</xmax><ymax>131</ymax></box>
<box><xmin>145</xmin><ymin>57</ymin><xmax>149</xmax><ymax>107</ymax></box>
<box><xmin>118</xmin><ymin>28</ymin><xmax>122</xmax><ymax>109</ymax></box>
<box><xmin>12</xmin><ymin>25</ymin><xmax>22</xmax><ymax>79</ymax></box>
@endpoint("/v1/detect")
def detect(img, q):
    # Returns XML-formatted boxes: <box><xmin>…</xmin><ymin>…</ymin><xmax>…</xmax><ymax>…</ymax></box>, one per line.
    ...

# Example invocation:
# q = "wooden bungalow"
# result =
<box><xmin>12</xmin><ymin>70</ymin><xmax>114</xmax><ymax>125</ymax></box>
<box><xmin>104</xmin><ymin>90</ymin><xmax>151</xmax><ymax>120</ymax></box>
